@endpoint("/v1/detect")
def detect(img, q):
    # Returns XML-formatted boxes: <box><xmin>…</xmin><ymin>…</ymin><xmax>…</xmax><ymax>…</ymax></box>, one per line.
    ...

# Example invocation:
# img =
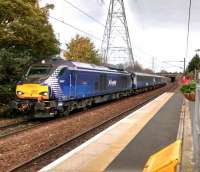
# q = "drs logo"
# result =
<box><xmin>108</xmin><ymin>80</ymin><xmax>117</xmax><ymax>86</ymax></box>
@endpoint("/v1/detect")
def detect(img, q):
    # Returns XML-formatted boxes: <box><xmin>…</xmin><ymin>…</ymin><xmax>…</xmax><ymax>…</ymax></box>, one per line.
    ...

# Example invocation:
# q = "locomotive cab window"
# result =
<box><xmin>27</xmin><ymin>66</ymin><xmax>51</xmax><ymax>77</ymax></box>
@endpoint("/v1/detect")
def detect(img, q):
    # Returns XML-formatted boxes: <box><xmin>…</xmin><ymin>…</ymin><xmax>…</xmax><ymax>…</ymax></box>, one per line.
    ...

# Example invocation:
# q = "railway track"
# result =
<box><xmin>0</xmin><ymin>120</ymin><xmax>42</xmax><ymax>139</ymax></box>
<box><xmin>0</xmin><ymin>121</ymin><xmax>27</xmax><ymax>130</ymax></box>
<box><xmin>0</xmin><ymin>117</ymin><xmax>28</xmax><ymax>130</ymax></box>
<box><xmin>10</xmin><ymin>84</ymin><xmax>176</xmax><ymax>172</ymax></box>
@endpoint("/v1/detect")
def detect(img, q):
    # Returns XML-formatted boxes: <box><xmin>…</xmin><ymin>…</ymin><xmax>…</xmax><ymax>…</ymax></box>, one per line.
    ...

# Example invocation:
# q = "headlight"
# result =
<box><xmin>39</xmin><ymin>92</ymin><xmax>48</xmax><ymax>96</ymax></box>
<box><xmin>58</xmin><ymin>102</ymin><xmax>63</xmax><ymax>106</ymax></box>
<box><xmin>17</xmin><ymin>91</ymin><xmax>24</xmax><ymax>95</ymax></box>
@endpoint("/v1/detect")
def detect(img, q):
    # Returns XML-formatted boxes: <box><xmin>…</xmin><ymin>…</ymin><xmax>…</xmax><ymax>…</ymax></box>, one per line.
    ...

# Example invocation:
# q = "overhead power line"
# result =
<box><xmin>161</xmin><ymin>61</ymin><xmax>183</xmax><ymax>69</ymax></box>
<box><xmin>63</xmin><ymin>0</ymin><xmax>105</xmax><ymax>27</ymax></box>
<box><xmin>49</xmin><ymin>16</ymin><xmax>102</xmax><ymax>41</ymax></box>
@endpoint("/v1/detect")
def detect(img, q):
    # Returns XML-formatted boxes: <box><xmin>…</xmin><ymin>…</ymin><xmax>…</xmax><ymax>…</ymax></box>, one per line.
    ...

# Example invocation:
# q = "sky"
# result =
<box><xmin>39</xmin><ymin>0</ymin><xmax>200</xmax><ymax>72</ymax></box>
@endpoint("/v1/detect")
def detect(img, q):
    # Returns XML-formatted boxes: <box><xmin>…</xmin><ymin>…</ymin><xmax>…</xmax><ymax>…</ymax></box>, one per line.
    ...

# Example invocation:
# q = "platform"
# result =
<box><xmin>39</xmin><ymin>91</ymin><xmax>183</xmax><ymax>172</ymax></box>
<box><xmin>106</xmin><ymin>92</ymin><xmax>182</xmax><ymax>172</ymax></box>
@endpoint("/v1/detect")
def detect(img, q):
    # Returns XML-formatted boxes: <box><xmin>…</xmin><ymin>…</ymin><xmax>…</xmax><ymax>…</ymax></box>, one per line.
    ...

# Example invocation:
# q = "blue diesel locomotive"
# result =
<box><xmin>13</xmin><ymin>59</ymin><xmax>168</xmax><ymax>117</ymax></box>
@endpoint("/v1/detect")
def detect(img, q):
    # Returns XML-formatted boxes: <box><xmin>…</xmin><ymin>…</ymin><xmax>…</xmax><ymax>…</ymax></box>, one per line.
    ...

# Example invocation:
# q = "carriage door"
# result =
<box><xmin>58</xmin><ymin>68</ymin><xmax>72</xmax><ymax>100</ymax></box>
<box><xmin>131</xmin><ymin>74</ymin><xmax>136</xmax><ymax>89</ymax></box>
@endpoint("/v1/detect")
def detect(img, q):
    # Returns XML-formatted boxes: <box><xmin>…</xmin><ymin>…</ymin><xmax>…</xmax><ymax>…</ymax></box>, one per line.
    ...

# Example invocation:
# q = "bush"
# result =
<box><xmin>0</xmin><ymin>84</ymin><xmax>15</xmax><ymax>103</ymax></box>
<box><xmin>0</xmin><ymin>49</ymin><xmax>32</xmax><ymax>104</ymax></box>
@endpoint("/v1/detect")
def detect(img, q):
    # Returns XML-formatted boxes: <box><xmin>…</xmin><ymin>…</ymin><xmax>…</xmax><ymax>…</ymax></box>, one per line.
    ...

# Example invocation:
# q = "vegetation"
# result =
<box><xmin>126</xmin><ymin>61</ymin><xmax>153</xmax><ymax>74</ymax></box>
<box><xmin>0</xmin><ymin>0</ymin><xmax>59</xmax><ymax>103</ymax></box>
<box><xmin>180</xmin><ymin>78</ymin><xmax>196</xmax><ymax>101</ymax></box>
<box><xmin>160</xmin><ymin>70</ymin><xmax>168</xmax><ymax>73</ymax></box>
<box><xmin>179</xmin><ymin>54</ymin><xmax>200</xmax><ymax>101</ymax></box>
<box><xmin>64</xmin><ymin>35</ymin><xmax>100</xmax><ymax>65</ymax></box>
<box><xmin>186</xmin><ymin>54</ymin><xmax>200</xmax><ymax>73</ymax></box>
<box><xmin>180</xmin><ymin>79</ymin><xmax>196</xmax><ymax>94</ymax></box>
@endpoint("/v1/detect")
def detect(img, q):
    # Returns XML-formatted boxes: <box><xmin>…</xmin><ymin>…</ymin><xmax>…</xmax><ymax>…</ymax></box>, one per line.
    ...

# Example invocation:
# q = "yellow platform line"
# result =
<box><xmin>44</xmin><ymin>92</ymin><xmax>174</xmax><ymax>172</ymax></box>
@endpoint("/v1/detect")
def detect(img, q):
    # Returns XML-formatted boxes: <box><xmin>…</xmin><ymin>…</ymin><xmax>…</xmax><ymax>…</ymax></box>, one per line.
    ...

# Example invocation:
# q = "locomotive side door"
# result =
<box><xmin>69</xmin><ymin>71</ymin><xmax>76</xmax><ymax>99</ymax></box>
<box><xmin>131</xmin><ymin>73</ymin><xmax>137</xmax><ymax>89</ymax></box>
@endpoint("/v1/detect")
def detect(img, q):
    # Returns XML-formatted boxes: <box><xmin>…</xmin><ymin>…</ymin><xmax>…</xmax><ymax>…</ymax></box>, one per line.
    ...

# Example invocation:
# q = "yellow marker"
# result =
<box><xmin>143</xmin><ymin>140</ymin><xmax>181</xmax><ymax>172</ymax></box>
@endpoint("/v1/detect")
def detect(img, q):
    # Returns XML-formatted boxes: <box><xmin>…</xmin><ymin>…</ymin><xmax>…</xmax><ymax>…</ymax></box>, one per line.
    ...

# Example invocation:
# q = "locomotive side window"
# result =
<box><xmin>100</xmin><ymin>74</ymin><xmax>107</xmax><ymax>90</ymax></box>
<box><xmin>58</xmin><ymin>68</ymin><xmax>70</xmax><ymax>83</ymax></box>
<box><xmin>59</xmin><ymin>68</ymin><xmax>67</xmax><ymax>77</ymax></box>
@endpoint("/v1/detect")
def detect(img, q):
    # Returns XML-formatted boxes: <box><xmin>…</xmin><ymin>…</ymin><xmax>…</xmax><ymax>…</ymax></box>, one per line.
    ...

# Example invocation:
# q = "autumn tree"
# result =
<box><xmin>64</xmin><ymin>35</ymin><xmax>100</xmax><ymax>65</ymax></box>
<box><xmin>0</xmin><ymin>0</ymin><xmax>59</xmax><ymax>59</ymax></box>
<box><xmin>0</xmin><ymin>0</ymin><xmax>59</xmax><ymax>102</ymax></box>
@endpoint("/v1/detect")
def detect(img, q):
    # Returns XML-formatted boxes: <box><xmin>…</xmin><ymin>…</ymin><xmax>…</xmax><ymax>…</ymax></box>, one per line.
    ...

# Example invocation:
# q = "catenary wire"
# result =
<box><xmin>63</xmin><ymin>0</ymin><xmax>105</xmax><ymax>27</ymax></box>
<box><xmin>49</xmin><ymin>16</ymin><xmax>102</xmax><ymax>41</ymax></box>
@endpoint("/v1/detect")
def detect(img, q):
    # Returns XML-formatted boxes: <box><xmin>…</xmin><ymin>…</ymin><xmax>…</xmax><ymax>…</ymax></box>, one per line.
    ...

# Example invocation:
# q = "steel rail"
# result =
<box><xmin>0</xmin><ymin>121</ymin><xmax>42</xmax><ymax>139</ymax></box>
<box><xmin>0</xmin><ymin>120</ymin><xmax>29</xmax><ymax>130</ymax></box>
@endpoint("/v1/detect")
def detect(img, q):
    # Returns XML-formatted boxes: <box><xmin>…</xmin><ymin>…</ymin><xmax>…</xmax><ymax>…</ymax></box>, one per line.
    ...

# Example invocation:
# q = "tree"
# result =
<box><xmin>143</xmin><ymin>68</ymin><xmax>153</xmax><ymax>74</ymax></box>
<box><xmin>187</xmin><ymin>54</ymin><xmax>200</xmax><ymax>73</ymax></box>
<box><xmin>0</xmin><ymin>0</ymin><xmax>59</xmax><ymax>60</ymax></box>
<box><xmin>64</xmin><ymin>35</ymin><xmax>100</xmax><ymax>65</ymax></box>
<box><xmin>0</xmin><ymin>0</ymin><xmax>59</xmax><ymax>103</ymax></box>
<box><xmin>133</xmin><ymin>61</ymin><xmax>143</xmax><ymax>72</ymax></box>
<box><xmin>160</xmin><ymin>69</ymin><xmax>168</xmax><ymax>73</ymax></box>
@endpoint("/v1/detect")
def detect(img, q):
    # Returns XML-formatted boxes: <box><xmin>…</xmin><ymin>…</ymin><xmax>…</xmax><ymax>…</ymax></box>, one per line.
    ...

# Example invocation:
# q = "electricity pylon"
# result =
<box><xmin>101</xmin><ymin>0</ymin><xmax>134</xmax><ymax>68</ymax></box>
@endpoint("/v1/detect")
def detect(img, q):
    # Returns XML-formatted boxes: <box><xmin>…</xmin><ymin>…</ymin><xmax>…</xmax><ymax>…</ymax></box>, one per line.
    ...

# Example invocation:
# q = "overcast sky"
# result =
<box><xmin>40</xmin><ymin>0</ymin><xmax>200</xmax><ymax>72</ymax></box>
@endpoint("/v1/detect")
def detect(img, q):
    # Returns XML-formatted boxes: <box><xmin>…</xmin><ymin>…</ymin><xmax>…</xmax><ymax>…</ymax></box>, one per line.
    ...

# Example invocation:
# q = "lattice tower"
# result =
<box><xmin>101</xmin><ymin>0</ymin><xmax>134</xmax><ymax>68</ymax></box>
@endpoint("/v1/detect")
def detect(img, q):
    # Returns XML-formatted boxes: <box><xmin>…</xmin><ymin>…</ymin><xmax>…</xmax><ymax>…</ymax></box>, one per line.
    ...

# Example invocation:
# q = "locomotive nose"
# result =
<box><xmin>16</xmin><ymin>83</ymin><xmax>49</xmax><ymax>100</ymax></box>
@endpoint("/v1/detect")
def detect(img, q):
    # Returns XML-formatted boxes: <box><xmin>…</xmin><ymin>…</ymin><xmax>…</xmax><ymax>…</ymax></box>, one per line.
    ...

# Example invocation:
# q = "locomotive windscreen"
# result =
<box><xmin>27</xmin><ymin>66</ymin><xmax>51</xmax><ymax>77</ymax></box>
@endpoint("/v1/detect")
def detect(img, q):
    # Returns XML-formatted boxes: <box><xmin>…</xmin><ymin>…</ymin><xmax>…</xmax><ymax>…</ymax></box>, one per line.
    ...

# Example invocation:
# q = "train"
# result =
<box><xmin>11</xmin><ymin>59</ymin><xmax>169</xmax><ymax>118</ymax></box>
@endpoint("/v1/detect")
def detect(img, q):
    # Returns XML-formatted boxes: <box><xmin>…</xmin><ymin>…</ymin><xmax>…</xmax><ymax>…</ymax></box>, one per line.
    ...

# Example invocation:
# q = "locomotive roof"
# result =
<box><xmin>33</xmin><ymin>59</ymin><xmax>129</xmax><ymax>74</ymax></box>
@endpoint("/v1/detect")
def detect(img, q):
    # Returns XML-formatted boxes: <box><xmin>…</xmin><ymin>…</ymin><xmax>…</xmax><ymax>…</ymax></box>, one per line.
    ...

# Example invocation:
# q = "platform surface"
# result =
<box><xmin>106</xmin><ymin>92</ymin><xmax>183</xmax><ymax>172</ymax></box>
<box><xmin>39</xmin><ymin>91</ymin><xmax>182</xmax><ymax>172</ymax></box>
